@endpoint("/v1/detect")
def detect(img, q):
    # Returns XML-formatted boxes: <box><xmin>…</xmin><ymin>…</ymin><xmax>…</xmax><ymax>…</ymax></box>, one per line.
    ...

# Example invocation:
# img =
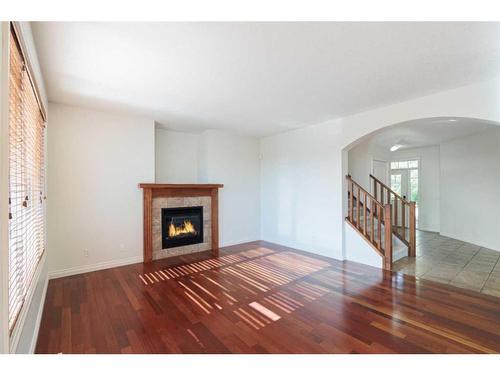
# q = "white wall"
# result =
<box><xmin>348</xmin><ymin>141</ymin><xmax>391</xmax><ymax>190</ymax></box>
<box><xmin>198</xmin><ymin>130</ymin><xmax>261</xmax><ymax>246</ymax></box>
<box><xmin>155</xmin><ymin>128</ymin><xmax>199</xmax><ymax>183</ymax></box>
<box><xmin>391</xmin><ymin>145</ymin><xmax>441</xmax><ymax>232</ymax></box>
<box><xmin>47</xmin><ymin>103</ymin><xmax>155</xmax><ymax>276</ymax></box>
<box><xmin>155</xmin><ymin>128</ymin><xmax>261</xmax><ymax>247</ymax></box>
<box><xmin>440</xmin><ymin>128</ymin><xmax>500</xmax><ymax>251</ymax></box>
<box><xmin>344</xmin><ymin>222</ymin><xmax>383</xmax><ymax>268</ymax></box>
<box><xmin>261</xmin><ymin>78</ymin><xmax>500</xmax><ymax>262</ymax></box>
<box><xmin>260</xmin><ymin>123</ymin><xmax>344</xmax><ymax>259</ymax></box>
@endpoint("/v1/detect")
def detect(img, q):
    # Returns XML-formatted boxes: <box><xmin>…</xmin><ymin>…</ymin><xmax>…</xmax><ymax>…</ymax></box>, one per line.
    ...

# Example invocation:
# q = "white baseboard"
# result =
<box><xmin>29</xmin><ymin>273</ymin><xmax>48</xmax><ymax>353</ymax></box>
<box><xmin>49</xmin><ymin>240</ymin><xmax>266</xmax><ymax>280</ymax></box>
<box><xmin>261</xmin><ymin>235</ymin><xmax>340</xmax><ymax>260</ymax></box>
<box><xmin>220</xmin><ymin>237</ymin><xmax>260</xmax><ymax>248</ymax></box>
<box><xmin>49</xmin><ymin>255</ymin><xmax>143</xmax><ymax>279</ymax></box>
<box><xmin>48</xmin><ymin>238</ymin><xmax>290</xmax><ymax>280</ymax></box>
<box><xmin>439</xmin><ymin>231</ymin><xmax>500</xmax><ymax>253</ymax></box>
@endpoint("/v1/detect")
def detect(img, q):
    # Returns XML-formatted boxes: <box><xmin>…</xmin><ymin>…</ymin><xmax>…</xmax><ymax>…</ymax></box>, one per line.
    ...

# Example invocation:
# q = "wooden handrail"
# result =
<box><xmin>369</xmin><ymin>174</ymin><xmax>409</xmax><ymax>204</ymax></box>
<box><xmin>347</xmin><ymin>175</ymin><xmax>384</xmax><ymax>210</ymax></box>
<box><xmin>346</xmin><ymin>174</ymin><xmax>416</xmax><ymax>270</ymax></box>
<box><xmin>345</xmin><ymin>175</ymin><xmax>394</xmax><ymax>270</ymax></box>
<box><xmin>368</xmin><ymin>174</ymin><xmax>416</xmax><ymax>258</ymax></box>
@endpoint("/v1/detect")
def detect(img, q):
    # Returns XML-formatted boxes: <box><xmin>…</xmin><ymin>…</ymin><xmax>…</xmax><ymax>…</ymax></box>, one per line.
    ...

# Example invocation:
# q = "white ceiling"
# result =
<box><xmin>369</xmin><ymin>117</ymin><xmax>498</xmax><ymax>150</ymax></box>
<box><xmin>32</xmin><ymin>22</ymin><xmax>500</xmax><ymax>137</ymax></box>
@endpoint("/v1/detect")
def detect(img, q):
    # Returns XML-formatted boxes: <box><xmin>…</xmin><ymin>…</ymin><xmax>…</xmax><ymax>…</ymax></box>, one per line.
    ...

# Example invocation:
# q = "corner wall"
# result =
<box><xmin>198</xmin><ymin>130</ymin><xmax>261</xmax><ymax>247</ymax></box>
<box><xmin>155</xmin><ymin>128</ymin><xmax>199</xmax><ymax>183</ymax></box>
<box><xmin>155</xmin><ymin>128</ymin><xmax>262</xmax><ymax>248</ymax></box>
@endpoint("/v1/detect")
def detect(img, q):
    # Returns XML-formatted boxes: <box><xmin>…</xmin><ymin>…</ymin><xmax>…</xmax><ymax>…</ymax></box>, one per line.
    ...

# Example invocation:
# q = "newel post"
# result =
<box><xmin>384</xmin><ymin>204</ymin><xmax>393</xmax><ymax>270</ymax></box>
<box><xmin>409</xmin><ymin>201</ymin><xmax>416</xmax><ymax>257</ymax></box>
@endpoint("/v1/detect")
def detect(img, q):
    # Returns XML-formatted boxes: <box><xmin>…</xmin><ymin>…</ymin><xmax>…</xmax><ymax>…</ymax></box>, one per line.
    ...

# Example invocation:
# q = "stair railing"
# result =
<box><xmin>346</xmin><ymin>175</ymin><xmax>393</xmax><ymax>269</ymax></box>
<box><xmin>369</xmin><ymin>174</ymin><xmax>416</xmax><ymax>257</ymax></box>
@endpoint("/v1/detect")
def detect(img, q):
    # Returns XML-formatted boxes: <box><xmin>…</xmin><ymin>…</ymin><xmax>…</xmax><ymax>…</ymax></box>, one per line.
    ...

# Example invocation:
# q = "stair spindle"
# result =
<box><xmin>378</xmin><ymin>205</ymin><xmax>382</xmax><ymax>249</ymax></box>
<box><xmin>377</xmin><ymin>184</ymin><xmax>384</xmax><ymax>221</ymax></box>
<box><xmin>350</xmin><ymin>180</ymin><xmax>354</xmax><ymax>222</ymax></box>
<box><xmin>366</xmin><ymin>174</ymin><xmax>416</xmax><ymax>265</ymax></box>
<box><xmin>357</xmin><ymin>186</ymin><xmax>361</xmax><ymax>228</ymax></box>
<box><xmin>394</xmin><ymin>197</ymin><xmax>398</xmax><ymax>230</ymax></box>
<box><xmin>348</xmin><ymin>179</ymin><xmax>351</xmax><ymax>221</ymax></box>
<box><xmin>364</xmin><ymin>193</ymin><xmax>367</xmax><ymax>235</ymax></box>
<box><xmin>401</xmin><ymin>202</ymin><xmax>406</xmax><ymax>240</ymax></box>
<box><xmin>409</xmin><ymin>202</ymin><xmax>416</xmax><ymax>257</ymax></box>
<box><xmin>370</xmin><ymin>198</ymin><xmax>374</xmax><ymax>242</ymax></box>
<box><xmin>384</xmin><ymin>204</ymin><xmax>393</xmax><ymax>270</ymax></box>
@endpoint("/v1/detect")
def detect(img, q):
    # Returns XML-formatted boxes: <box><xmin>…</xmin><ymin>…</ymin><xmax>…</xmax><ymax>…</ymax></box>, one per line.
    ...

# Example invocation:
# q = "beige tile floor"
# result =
<box><xmin>393</xmin><ymin>230</ymin><xmax>500</xmax><ymax>297</ymax></box>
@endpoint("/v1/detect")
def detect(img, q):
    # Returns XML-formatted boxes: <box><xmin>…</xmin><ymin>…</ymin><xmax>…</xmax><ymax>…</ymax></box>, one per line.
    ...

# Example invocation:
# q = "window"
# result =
<box><xmin>391</xmin><ymin>159</ymin><xmax>418</xmax><ymax>170</ymax></box>
<box><xmin>390</xmin><ymin>174</ymin><xmax>402</xmax><ymax>196</ymax></box>
<box><xmin>410</xmin><ymin>169</ymin><xmax>419</xmax><ymax>201</ymax></box>
<box><xmin>390</xmin><ymin>160</ymin><xmax>420</xmax><ymax>200</ymax></box>
<box><xmin>8</xmin><ymin>27</ymin><xmax>46</xmax><ymax>332</ymax></box>
<box><xmin>408</xmin><ymin>160</ymin><xmax>419</xmax><ymax>169</ymax></box>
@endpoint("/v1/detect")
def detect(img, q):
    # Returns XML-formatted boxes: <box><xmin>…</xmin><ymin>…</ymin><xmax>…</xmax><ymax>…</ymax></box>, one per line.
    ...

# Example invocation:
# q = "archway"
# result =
<box><xmin>341</xmin><ymin>116</ymin><xmax>500</xmax><ymax>296</ymax></box>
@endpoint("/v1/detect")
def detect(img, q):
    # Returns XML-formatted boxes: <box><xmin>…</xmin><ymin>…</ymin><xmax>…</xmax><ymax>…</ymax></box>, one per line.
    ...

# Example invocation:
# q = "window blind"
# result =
<box><xmin>8</xmin><ymin>27</ymin><xmax>46</xmax><ymax>332</ymax></box>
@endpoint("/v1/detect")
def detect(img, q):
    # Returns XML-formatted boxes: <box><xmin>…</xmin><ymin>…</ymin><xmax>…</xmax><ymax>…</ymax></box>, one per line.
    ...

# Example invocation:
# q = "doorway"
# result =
<box><xmin>390</xmin><ymin>159</ymin><xmax>419</xmax><ymax>227</ymax></box>
<box><xmin>390</xmin><ymin>169</ymin><xmax>408</xmax><ymax>200</ymax></box>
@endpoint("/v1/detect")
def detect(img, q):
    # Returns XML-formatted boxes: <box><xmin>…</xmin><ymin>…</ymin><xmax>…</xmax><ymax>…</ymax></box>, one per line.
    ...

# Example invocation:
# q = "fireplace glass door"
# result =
<box><xmin>161</xmin><ymin>206</ymin><xmax>204</xmax><ymax>249</ymax></box>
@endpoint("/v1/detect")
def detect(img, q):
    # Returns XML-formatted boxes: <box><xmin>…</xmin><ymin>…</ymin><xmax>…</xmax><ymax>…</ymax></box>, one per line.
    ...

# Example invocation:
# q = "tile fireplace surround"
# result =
<box><xmin>139</xmin><ymin>184</ymin><xmax>224</xmax><ymax>263</ymax></box>
<box><xmin>153</xmin><ymin>197</ymin><xmax>209</xmax><ymax>259</ymax></box>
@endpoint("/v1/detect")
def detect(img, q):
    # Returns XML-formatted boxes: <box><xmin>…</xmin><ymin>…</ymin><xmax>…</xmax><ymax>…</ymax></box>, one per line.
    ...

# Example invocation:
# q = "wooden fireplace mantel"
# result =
<box><xmin>139</xmin><ymin>184</ymin><xmax>224</xmax><ymax>189</ymax></box>
<box><xmin>138</xmin><ymin>183</ymin><xmax>224</xmax><ymax>263</ymax></box>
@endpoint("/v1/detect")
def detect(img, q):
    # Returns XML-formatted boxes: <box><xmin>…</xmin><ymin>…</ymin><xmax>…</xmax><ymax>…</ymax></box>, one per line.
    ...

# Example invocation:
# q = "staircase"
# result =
<box><xmin>346</xmin><ymin>174</ymin><xmax>416</xmax><ymax>270</ymax></box>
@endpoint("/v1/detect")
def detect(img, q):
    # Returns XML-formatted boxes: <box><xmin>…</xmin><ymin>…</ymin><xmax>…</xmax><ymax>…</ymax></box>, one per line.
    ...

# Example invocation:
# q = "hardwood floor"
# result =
<box><xmin>35</xmin><ymin>241</ymin><xmax>500</xmax><ymax>354</ymax></box>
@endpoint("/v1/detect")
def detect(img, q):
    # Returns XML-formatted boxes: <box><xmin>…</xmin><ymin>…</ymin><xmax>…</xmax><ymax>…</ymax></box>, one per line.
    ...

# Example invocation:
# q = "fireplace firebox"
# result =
<box><xmin>161</xmin><ymin>206</ymin><xmax>204</xmax><ymax>249</ymax></box>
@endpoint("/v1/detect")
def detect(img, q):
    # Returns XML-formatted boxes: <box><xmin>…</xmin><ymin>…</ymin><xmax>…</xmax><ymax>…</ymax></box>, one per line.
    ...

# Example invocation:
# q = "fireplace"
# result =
<box><xmin>139</xmin><ymin>183</ymin><xmax>223</xmax><ymax>262</ymax></box>
<box><xmin>161</xmin><ymin>206</ymin><xmax>204</xmax><ymax>249</ymax></box>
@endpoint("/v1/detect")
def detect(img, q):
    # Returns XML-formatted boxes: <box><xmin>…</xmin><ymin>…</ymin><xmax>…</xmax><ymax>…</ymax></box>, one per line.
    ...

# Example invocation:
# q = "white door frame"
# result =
<box><xmin>390</xmin><ymin>157</ymin><xmax>422</xmax><ymax>229</ymax></box>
